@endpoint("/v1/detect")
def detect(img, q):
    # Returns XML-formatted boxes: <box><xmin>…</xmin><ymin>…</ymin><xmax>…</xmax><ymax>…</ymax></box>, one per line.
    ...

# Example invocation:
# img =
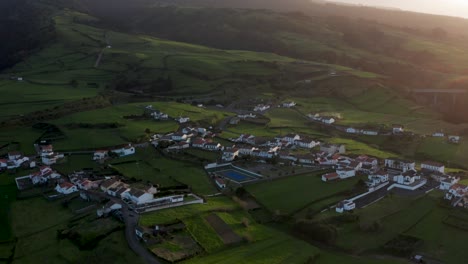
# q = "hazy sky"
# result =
<box><xmin>329</xmin><ymin>0</ymin><xmax>468</xmax><ymax>18</ymax></box>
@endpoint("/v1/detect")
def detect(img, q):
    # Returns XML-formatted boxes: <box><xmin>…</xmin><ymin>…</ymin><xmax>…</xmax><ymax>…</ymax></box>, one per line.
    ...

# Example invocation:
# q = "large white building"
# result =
<box><xmin>421</xmin><ymin>161</ymin><xmax>445</xmax><ymax>174</ymax></box>
<box><xmin>384</xmin><ymin>158</ymin><xmax>415</xmax><ymax>172</ymax></box>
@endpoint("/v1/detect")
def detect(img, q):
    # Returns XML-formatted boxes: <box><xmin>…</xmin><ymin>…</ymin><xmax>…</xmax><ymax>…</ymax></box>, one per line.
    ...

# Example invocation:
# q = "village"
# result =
<box><xmin>2</xmin><ymin>100</ymin><xmax>468</xmax><ymax>264</ymax></box>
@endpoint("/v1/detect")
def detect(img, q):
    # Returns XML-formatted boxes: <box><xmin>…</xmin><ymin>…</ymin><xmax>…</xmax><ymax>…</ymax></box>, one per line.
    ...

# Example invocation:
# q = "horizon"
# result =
<box><xmin>327</xmin><ymin>0</ymin><xmax>468</xmax><ymax>19</ymax></box>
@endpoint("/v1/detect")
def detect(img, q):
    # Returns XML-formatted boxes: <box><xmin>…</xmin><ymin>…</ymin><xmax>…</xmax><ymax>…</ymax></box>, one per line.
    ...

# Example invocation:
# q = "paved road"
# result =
<box><xmin>86</xmin><ymin>191</ymin><xmax>160</xmax><ymax>264</ymax></box>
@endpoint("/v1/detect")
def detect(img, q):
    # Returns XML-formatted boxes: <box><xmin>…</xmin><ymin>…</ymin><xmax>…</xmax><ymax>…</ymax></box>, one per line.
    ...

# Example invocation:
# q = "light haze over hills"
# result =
<box><xmin>327</xmin><ymin>0</ymin><xmax>468</xmax><ymax>18</ymax></box>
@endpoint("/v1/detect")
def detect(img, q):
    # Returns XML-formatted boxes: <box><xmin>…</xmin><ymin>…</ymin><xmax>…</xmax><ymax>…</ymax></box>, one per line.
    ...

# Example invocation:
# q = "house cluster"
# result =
<box><xmin>98</xmin><ymin>178</ymin><xmax>185</xmax><ymax>209</ymax></box>
<box><xmin>253</xmin><ymin>104</ymin><xmax>270</xmax><ymax>112</ymax></box>
<box><xmin>281</xmin><ymin>101</ymin><xmax>296</xmax><ymax>108</ymax></box>
<box><xmin>93</xmin><ymin>143</ymin><xmax>136</xmax><ymax>161</ymax></box>
<box><xmin>145</xmin><ymin>105</ymin><xmax>169</xmax><ymax>120</ymax></box>
<box><xmin>322</xmin><ymin>155</ymin><xmax>378</xmax><ymax>182</ymax></box>
<box><xmin>15</xmin><ymin>166</ymin><xmax>61</xmax><ymax>190</ymax></box>
<box><xmin>346</xmin><ymin>127</ymin><xmax>379</xmax><ymax>136</ymax></box>
<box><xmin>444</xmin><ymin>184</ymin><xmax>468</xmax><ymax>208</ymax></box>
<box><xmin>0</xmin><ymin>152</ymin><xmax>35</xmax><ymax>171</ymax></box>
<box><xmin>222</xmin><ymin>133</ymin><xmax>323</xmax><ymax>162</ymax></box>
<box><xmin>308</xmin><ymin>113</ymin><xmax>336</xmax><ymax>124</ymax></box>
<box><xmin>38</xmin><ymin>144</ymin><xmax>64</xmax><ymax>165</ymax></box>
<box><xmin>151</xmin><ymin>126</ymin><xmax>219</xmax><ymax>152</ymax></box>
<box><xmin>431</xmin><ymin>132</ymin><xmax>461</xmax><ymax>144</ymax></box>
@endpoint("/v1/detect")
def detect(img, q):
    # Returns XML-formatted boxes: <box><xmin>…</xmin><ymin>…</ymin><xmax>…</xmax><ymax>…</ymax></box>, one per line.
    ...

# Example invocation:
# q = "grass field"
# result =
<box><xmin>111</xmin><ymin>148</ymin><xmax>217</xmax><ymax>195</ymax></box>
<box><xmin>10</xmin><ymin>197</ymin><xmax>143</xmax><ymax>263</ymax></box>
<box><xmin>246</xmin><ymin>172</ymin><xmax>362</xmax><ymax>215</ymax></box>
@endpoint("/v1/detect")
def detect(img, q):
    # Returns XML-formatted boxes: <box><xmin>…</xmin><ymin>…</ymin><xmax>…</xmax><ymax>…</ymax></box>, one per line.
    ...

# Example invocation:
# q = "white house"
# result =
<box><xmin>176</xmin><ymin>116</ymin><xmax>190</xmax><ymax>124</ymax></box>
<box><xmin>336</xmin><ymin>168</ymin><xmax>356</xmax><ymax>179</ymax></box>
<box><xmin>55</xmin><ymin>182</ymin><xmax>78</xmax><ymax>195</ymax></box>
<box><xmin>294</xmin><ymin>138</ymin><xmax>320</xmax><ymax>149</ymax></box>
<box><xmin>392</xmin><ymin>125</ymin><xmax>404</xmax><ymax>134</ymax></box>
<box><xmin>0</xmin><ymin>159</ymin><xmax>7</xmax><ymax>168</ymax></box>
<box><xmin>392</xmin><ymin>170</ymin><xmax>420</xmax><ymax>185</ymax></box>
<box><xmin>320</xmin><ymin>144</ymin><xmax>346</xmax><ymax>155</ymax></box>
<box><xmin>237</xmin><ymin>145</ymin><xmax>257</xmax><ymax>156</ymax></box>
<box><xmin>204</xmin><ymin>142</ymin><xmax>222</xmax><ymax>151</ymax></box>
<box><xmin>192</xmin><ymin>138</ymin><xmax>207</xmax><ymax>148</ymax></box>
<box><xmin>150</xmin><ymin>110</ymin><xmax>169</xmax><ymax>120</ymax></box>
<box><xmin>254</xmin><ymin>104</ymin><xmax>270</xmax><ymax>112</ymax></box>
<box><xmin>445</xmin><ymin>184</ymin><xmax>468</xmax><ymax>201</ymax></box>
<box><xmin>432</xmin><ymin>132</ymin><xmax>445</xmax><ymax>137</ymax></box>
<box><xmin>346</xmin><ymin>127</ymin><xmax>358</xmax><ymax>134</ymax></box>
<box><xmin>321</xmin><ymin>117</ymin><xmax>335</xmax><ymax>124</ymax></box>
<box><xmin>322</xmin><ymin>172</ymin><xmax>340</xmax><ymax>182</ymax></box>
<box><xmin>42</xmin><ymin>153</ymin><xmax>64</xmax><ymax>166</ymax></box>
<box><xmin>282</xmin><ymin>101</ymin><xmax>296</xmax><ymax>108</ymax></box>
<box><xmin>215</xmin><ymin>177</ymin><xmax>226</xmax><ymax>189</ymax></box>
<box><xmin>283</xmin><ymin>134</ymin><xmax>301</xmax><ymax>143</ymax></box>
<box><xmin>40</xmin><ymin>144</ymin><xmax>54</xmax><ymax>157</ymax></box>
<box><xmin>297</xmin><ymin>154</ymin><xmax>315</xmax><ymax>165</ymax></box>
<box><xmin>384</xmin><ymin>158</ymin><xmax>415</xmax><ymax>172</ymax></box>
<box><xmin>440</xmin><ymin>176</ymin><xmax>460</xmax><ymax>190</ymax></box>
<box><xmin>238</xmin><ymin>113</ymin><xmax>256</xmax><ymax>119</ymax></box>
<box><xmin>111</xmin><ymin>144</ymin><xmax>135</xmax><ymax>157</ymax></box>
<box><xmin>449</xmin><ymin>135</ymin><xmax>460</xmax><ymax>144</ymax></box>
<box><xmin>124</xmin><ymin>189</ymin><xmax>154</xmax><ymax>205</ymax></box>
<box><xmin>361</xmin><ymin>130</ymin><xmax>378</xmax><ymax>136</ymax></box>
<box><xmin>8</xmin><ymin>152</ymin><xmax>22</xmax><ymax>161</ymax></box>
<box><xmin>336</xmin><ymin>200</ymin><xmax>356</xmax><ymax>213</ymax></box>
<box><xmin>236</xmin><ymin>134</ymin><xmax>256</xmax><ymax>145</ymax></box>
<box><xmin>367</xmin><ymin>170</ymin><xmax>389</xmax><ymax>187</ymax></box>
<box><xmin>171</xmin><ymin>132</ymin><xmax>188</xmax><ymax>141</ymax></box>
<box><xmin>93</xmin><ymin>150</ymin><xmax>109</xmax><ymax>161</ymax></box>
<box><xmin>421</xmin><ymin>161</ymin><xmax>445</xmax><ymax>174</ymax></box>
<box><xmin>222</xmin><ymin>148</ymin><xmax>239</xmax><ymax>162</ymax></box>
<box><xmin>278</xmin><ymin>151</ymin><xmax>297</xmax><ymax>162</ymax></box>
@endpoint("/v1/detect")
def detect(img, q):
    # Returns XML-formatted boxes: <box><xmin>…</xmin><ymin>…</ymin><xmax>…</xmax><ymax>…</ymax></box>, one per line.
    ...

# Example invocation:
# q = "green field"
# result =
<box><xmin>246</xmin><ymin>172</ymin><xmax>362</xmax><ymax>215</ymax></box>
<box><xmin>10</xmin><ymin>197</ymin><xmax>143</xmax><ymax>263</ymax></box>
<box><xmin>111</xmin><ymin>148</ymin><xmax>217</xmax><ymax>195</ymax></box>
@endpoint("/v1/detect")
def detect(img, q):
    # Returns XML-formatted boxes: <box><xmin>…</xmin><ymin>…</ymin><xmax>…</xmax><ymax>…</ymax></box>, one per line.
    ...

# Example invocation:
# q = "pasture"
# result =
<box><xmin>246</xmin><ymin>171</ymin><xmax>362</xmax><ymax>215</ymax></box>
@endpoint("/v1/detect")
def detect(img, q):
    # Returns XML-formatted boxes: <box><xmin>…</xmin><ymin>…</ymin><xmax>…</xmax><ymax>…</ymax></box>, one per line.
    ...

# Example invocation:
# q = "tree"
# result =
<box><xmin>70</xmin><ymin>79</ymin><xmax>78</xmax><ymax>88</ymax></box>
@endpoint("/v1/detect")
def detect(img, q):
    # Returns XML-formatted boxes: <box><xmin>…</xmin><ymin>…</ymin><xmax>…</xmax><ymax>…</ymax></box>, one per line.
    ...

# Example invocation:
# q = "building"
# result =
<box><xmin>320</xmin><ymin>144</ymin><xmax>346</xmax><ymax>155</ymax></box>
<box><xmin>283</xmin><ymin>134</ymin><xmax>301</xmax><ymax>143</ymax></box>
<box><xmin>176</xmin><ymin>116</ymin><xmax>190</xmax><ymax>124</ymax></box>
<box><xmin>392</xmin><ymin>170</ymin><xmax>421</xmax><ymax>185</ymax></box>
<box><xmin>384</xmin><ymin>158</ymin><xmax>415</xmax><ymax>173</ymax></box>
<box><xmin>294</xmin><ymin>138</ymin><xmax>320</xmax><ymax>149</ymax></box>
<box><xmin>111</xmin><ymin>144</ymin><xmax>135</xmax><ymax>157</ymax></box>
<box><xmin>215</xmin><ymin>177</ymin><xmax>226</xmax><ymax>189</ymax></box>
<box><xmin>222</xmin><ymin>148</ymin><xmax>239</xmax><ymax>162</ymax></box>
<box><xmin>367</xmin><ymin>170</ymin><xmax>389</xmax><ymax>187</ymax></box>
<box><xmin>445</xmin><ymin>184</ymin><xmax>468</xmax><ymax>201</ymax></box>
<box><xmin>321</xmin><ymin>117</ymin><xmax>335</xmax><ymax>124</ymax></box>
<box><xmin>236</xmin><ymin>134</ymin><xmax>256</xmax><ymax>145</ymax></box>
<box><xmin>55</xmin><ymin>182</ymin><xmax>78</xmax><ymax>195</ymax></box>
<box><xmin>100</xmin><ymin>179</ymin><xmax>120</xmax><ymax>192</ymax></box>
<box><xmin>336</xmin><ymin>168</ymin><xmax>356</xmax><ymax>179</ymax></box>
<box><xmin>440</xmin><ymin>176</ymin><xmax>460</xmax><ymax>190</ymax></box>
<box><xmin>322</xmin><ymin>172</ymin><xmax>340</xmax><ymax>182</ymax></box>
<box><xmin>93</xmin><ymin>150</ymin><xmax>109</xmax><ymax>161</ymax></box>
<box><xmin>282</xmin><ymin>101</ymin><xmax>296</xmax><ymax>108</ymax></box>
<box><xmin>253</xmin><ymin>104</ymin><xmax>270</xmax><ymax>112</ymax></box>
<box><xmin>192</xmin><ymin>138</ymin><xmax>207</xmax><ymax>148</ymax></box>
<box><xmin>336</xmin><ymin>200</ymin><xmax>356</xmax><ymax>213</ymax></box>
<box><xmin>171</xmin><ymin>132</ymin><xmax>188</xmax><ymax>141</ymax></box>
<box><xmin>238</xmin><ymin>113</ymin><xmax>256</xmax><ymax>119</ymax></box>
<box><xmin>432</xmin><ymin>132</ymin><xmax>445</xmax><ymax>137</ymax></box>
<box><xmin>392</xmin><ymin>125</ymin><xmax>404</xmax><ymax>134</ymax></box>
<box><xmin>204</xmin><ymin>142</ymin><xmax>222</xmax><ymax>151</ymax></box>
<box><xmin>449</xmin><ymin>135</ymin><xmax>460</xmax><ymax>144</ymax></box>
<box><xmin>124</xmin><ymin>189</ymin><xmax>154</xmax><ymax>205</ymax></box>
<box><xmin>346</xmin><ymin>127</ymin><xmax>358</xmax><ymax>134</ymax></box>
<box><xmin>361</xmin><ymin>129</ymin><xmax>378</xmax><ymax>136</ymax></box>
<box><xmin>421</xmin><ymin>161</ymin><xmax>445</xmax><ymax>174</ymax></box>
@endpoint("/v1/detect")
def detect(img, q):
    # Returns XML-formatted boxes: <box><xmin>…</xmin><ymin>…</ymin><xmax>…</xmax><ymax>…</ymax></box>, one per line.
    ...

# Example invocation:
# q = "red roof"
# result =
<box><xmin>324</xmin><ymin>173</ymin><xmax>339</xmax><ymax>179</ymax></box>
<box><xmin>60</xmin><ymin>182</ymin><xmax>75</xmax><ymax>189</ymax></box>
<box><xmin>215</xmin><ymin>178</ymin><xmax>226</xmax><ymax>185</ymax></box>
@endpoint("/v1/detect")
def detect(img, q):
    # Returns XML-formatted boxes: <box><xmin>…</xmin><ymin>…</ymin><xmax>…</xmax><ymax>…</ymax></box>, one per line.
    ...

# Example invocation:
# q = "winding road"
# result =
<box><xmin>86</xmin><ymin>190</ymin><xmax>160</xmax><ymax>264</ymax></box>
